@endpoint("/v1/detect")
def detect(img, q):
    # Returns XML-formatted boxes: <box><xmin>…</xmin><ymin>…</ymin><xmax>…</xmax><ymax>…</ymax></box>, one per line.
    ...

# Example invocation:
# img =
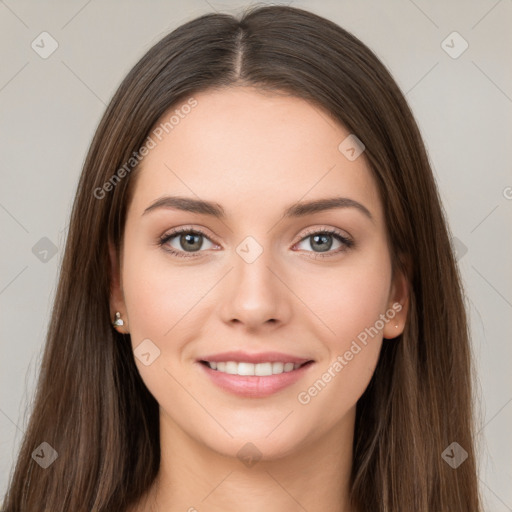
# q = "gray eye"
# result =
<box><xmin>296</xmin><ymin>233</ymin><xmax>343</xmax><ymax>253</ymax></box>
<box><xmin>167</xmin><ymin>232</ymin><xmax>215</xmax><ymax>253</ymax></box>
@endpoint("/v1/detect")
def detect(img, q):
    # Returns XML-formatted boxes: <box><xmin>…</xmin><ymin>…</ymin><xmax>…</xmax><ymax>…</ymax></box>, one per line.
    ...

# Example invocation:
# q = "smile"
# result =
<box><xmin>201</xmin><ymin>360</ymin><xmax>311</xmax><ymax>376</ymax></box>
<box><xmin>197</xmin><ymin>360</ymin><xmax>315</xmax><ymax>398</ymax></box>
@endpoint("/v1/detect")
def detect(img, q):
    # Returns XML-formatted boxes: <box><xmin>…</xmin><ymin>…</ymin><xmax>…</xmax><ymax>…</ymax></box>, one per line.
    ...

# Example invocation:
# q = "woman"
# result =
<box><xmin>2</xmin><ymin>5</ymin><xmax>482</xmax><ymax>511</ymax></box>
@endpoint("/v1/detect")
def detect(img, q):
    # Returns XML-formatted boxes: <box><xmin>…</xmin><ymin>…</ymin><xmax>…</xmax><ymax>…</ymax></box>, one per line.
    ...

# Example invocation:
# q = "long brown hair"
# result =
<box><xmin>2</xmin><ymin>5</ymin><xmax>482</xmax><ymax>511</ymax></box>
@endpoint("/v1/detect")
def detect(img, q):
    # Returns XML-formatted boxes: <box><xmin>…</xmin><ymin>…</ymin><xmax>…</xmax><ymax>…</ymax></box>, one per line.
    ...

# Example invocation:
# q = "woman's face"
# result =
<box><xmin>110</xmin><ymin>86</ymin><xmax>408</xmax><ymax>460</ymax></box>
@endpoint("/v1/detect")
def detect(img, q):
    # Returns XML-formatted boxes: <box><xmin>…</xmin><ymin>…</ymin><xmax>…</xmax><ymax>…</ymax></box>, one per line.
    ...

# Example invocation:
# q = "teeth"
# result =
<box><xmin>206</xmin><ymin>361</ymin><xmax>303</xmax><ymax>376</ymax></box>
<box><xmin>284</xmin><ymin>362</ymin><xmax>294</xmax><ymax>372</ymax></box>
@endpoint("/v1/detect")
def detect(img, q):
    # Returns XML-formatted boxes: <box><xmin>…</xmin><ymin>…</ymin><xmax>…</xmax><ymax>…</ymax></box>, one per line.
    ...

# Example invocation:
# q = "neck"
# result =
<box><xmin>133</xmin><ymin>407</ymin><xmax>356</xmax><ymax>512</ymax></box>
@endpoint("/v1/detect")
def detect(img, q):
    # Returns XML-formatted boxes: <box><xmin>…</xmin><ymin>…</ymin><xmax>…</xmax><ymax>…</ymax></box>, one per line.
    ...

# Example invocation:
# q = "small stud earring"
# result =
<box><xmin>395</xmin><ymin>324</ymin><xmax>399</xmax><ymax>328</ymax></box>
<box><xmin>113</xmin><ymin>312</ymin><xmax>124</xmax><ymax>327</ymax></box>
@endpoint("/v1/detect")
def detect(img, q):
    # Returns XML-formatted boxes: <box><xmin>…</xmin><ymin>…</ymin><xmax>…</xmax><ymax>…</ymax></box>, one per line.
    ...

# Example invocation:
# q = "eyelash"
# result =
<box><xmin>158</xmin><ymin>226</ymin><xmax>354</xmax><ymax>260</ymax></box>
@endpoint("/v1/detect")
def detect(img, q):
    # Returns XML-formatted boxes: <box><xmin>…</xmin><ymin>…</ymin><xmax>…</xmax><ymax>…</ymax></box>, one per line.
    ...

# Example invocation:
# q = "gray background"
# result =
<box><xmin>1</xmin><ymin>0</ymin><xmax>511</xmax><ymax>509</ymax></box>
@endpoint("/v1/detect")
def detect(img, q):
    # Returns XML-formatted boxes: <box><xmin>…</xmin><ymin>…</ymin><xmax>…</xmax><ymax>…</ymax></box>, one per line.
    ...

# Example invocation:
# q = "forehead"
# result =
<box><xmin>129</xmin><ymin>86</ymin><xmax>383</xmax><ymax>226</ymax></box>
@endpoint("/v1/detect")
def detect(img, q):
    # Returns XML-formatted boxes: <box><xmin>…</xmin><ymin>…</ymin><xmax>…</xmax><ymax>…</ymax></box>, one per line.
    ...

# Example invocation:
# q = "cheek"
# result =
<box><xmin>122</xmin><ymin>239</ymin><xmax>202</xmax><ymax>339</ymax></box>
<box><xmin>294</xmin><ymin>248</ymin><xmax>392</xmax><ymax>348</ymax></box>
<box><xmin>292</xmin><ymin>246</ymin><xmax>392</xmax><ymax>400</ymax></box>
<box><xmin>121</xmin><ymin>239</ymin><xmax>224</xmax><ymax>390</ymax></box>
<box><xmin>121</xmin><ymin>245</ymin><xmax>202</xmax><ymax>400</ymax></box>
<box><xmin>120</xmin><ymin>247</ymin><xmax>186</xmax><ymax>387</ymax></box>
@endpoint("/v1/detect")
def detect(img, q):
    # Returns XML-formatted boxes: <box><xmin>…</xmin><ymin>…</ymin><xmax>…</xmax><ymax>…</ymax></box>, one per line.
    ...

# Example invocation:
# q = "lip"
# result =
<box><xmin>196</xmin><ymin>359</ymin><xmax>315</xmax><ymax>398</ymax></box>
<box><xmin>197</xmin><ymin>351</ymin><xmax>313</xmax><ymax>365</ymax></box>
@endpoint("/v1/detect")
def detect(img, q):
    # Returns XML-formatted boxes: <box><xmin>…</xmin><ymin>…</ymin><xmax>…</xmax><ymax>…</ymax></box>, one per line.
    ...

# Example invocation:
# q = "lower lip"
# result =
<box><xmin>197</xmin><ymin>361</ymin><xmax>315</xmax><ymax>398</ymax></box>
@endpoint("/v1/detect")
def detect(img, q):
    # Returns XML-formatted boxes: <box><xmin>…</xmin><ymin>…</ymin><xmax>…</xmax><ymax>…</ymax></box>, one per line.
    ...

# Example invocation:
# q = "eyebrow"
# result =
<box><xmin>142</xmin><ymin>195</ymin><xmax>374</xmax><ymax>223</ymax></box>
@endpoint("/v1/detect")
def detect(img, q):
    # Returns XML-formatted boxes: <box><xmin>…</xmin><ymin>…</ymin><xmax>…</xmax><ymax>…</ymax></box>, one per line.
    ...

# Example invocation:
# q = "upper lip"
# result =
<box><xmin>198</xmin><ymin>351</ymin><xmax>314</xmax><ymax>365</ymax></box>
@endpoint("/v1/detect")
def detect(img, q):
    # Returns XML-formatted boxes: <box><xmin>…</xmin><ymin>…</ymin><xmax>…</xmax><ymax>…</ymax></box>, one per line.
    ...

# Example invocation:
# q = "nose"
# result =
<box><xmin>218</xmin><ymin>248</ymin><xmax>293</xmax><ymax>331</ymax></box>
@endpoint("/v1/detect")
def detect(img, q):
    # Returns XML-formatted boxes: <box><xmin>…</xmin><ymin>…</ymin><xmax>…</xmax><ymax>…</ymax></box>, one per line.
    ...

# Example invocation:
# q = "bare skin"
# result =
<box><xmin>112</xmin><ymin>86</ymin><xmax>409</xmax><ymax>512</ymax></box>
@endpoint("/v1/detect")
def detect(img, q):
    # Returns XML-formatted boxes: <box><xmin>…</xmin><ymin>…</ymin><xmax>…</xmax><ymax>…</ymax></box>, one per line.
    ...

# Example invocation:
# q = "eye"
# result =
<box><xmin>159</xmin><ymin>227</ymin><xmax>217</xmax><ymax>258</ymax></box>
<box><xmin>294</xmin><ymin>228</ymin><xmax>354</xmax><ymax>259</ymax></box>
<box><xmin>158</xmin><ymin>226</ymin><xmax>354</xmax><ymax>260</ymax></box>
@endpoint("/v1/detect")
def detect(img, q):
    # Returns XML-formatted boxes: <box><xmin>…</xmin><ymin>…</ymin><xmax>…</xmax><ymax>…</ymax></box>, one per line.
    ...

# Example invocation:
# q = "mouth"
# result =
<box><xmin>199</xmin><ymin>360</ymin><xmax>314</xmax><ymax>376</ymax></box>
<box><xmin>196</xmin><ymin>356</ymin><xmax>315</xmax><ymax>398</ymax></box>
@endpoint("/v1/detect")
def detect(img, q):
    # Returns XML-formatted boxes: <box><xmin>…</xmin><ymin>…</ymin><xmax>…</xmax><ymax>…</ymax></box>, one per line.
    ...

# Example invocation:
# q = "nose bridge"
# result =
<box><xmin>219</xmin><ymin>232</ymin><xmax>291</xmax><ymax>327</ymax></box>
<box><xmin>234</xmin><ymin>234</ymin><xmax>279</xmax><ymax>301</ymax></box>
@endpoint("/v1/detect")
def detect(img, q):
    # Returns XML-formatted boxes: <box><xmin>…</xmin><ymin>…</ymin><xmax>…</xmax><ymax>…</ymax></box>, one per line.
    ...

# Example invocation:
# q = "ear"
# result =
<box><xmin>382</xmin><ymin>260</ymin><xmax>410</xmax><ymax>340</ymax></box>
<box><xmin>109</xmin><ymin>240</ymin><xmax>129</xmax><ymax>333</ymax></box>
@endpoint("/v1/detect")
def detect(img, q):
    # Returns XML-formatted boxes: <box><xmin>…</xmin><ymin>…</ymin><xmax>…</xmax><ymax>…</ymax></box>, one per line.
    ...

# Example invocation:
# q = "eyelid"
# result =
<box><xmin>159</xmin><ymin>225</ymin><xmax>220</xmax><ymax>250</ymax></box>
<box><xmin>295</xmin><ymin>225</ymin><xmax>353</xmax><ymax>244</ymax></box>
